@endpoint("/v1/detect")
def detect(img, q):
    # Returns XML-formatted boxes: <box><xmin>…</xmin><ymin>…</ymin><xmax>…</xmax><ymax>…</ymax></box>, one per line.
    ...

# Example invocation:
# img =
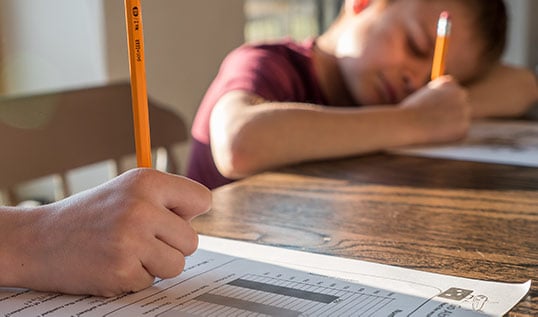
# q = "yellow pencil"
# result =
<box><xmin>125</xmin><ymin>0</ymin><xmax>152</xmax><ymax>168</ymax></box>
<box><xmin>431</xmin><ymin>11</ymin><xmax>451</xmax><ymax>80</ymax></box>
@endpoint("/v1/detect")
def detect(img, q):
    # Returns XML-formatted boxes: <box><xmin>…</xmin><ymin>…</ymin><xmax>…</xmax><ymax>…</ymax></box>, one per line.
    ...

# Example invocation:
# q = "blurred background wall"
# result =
<box><xmin>503</xmin><ymin>0</ymin><xmax>538</xmax><ymax>72</ymax></box>
<box><xmin>0</xmin><ymin>0</ymin><xmax>245</xmax><ymax>201</ymax></box>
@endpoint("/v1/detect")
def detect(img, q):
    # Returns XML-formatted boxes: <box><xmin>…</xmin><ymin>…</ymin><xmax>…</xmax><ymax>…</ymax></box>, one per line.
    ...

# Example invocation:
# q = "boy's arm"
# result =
<box><xmin>210</xmin><ymin>77</ymin><xmax>470</xmax><ymax>179</ymax></box>
<box><xmin>467</xmin><ymin>63</ymin><xmax>538</xmax><ymax>118</ymax></box>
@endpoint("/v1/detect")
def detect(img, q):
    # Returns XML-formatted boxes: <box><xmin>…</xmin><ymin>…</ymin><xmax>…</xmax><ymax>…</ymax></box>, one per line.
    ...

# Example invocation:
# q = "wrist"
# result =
<box><xmin>0</xmin><ymin>206</ymin><xmax>49</xmax><ymax>288</ymax></box>
<box><xmin>390</xmin><ymin>106</ymin><xmax>428</xmax><ymax>145</ymax></box>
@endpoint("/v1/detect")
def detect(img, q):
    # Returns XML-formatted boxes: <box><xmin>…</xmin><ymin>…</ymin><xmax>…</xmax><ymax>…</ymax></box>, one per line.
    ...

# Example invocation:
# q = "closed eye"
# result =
<box><xmin>407</xmin><ymin>36</ymin><xmax>429</xmax><ymax>59</ymax></box>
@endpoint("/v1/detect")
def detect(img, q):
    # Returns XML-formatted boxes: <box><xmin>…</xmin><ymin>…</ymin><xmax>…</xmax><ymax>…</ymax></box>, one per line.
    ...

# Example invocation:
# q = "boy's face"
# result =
<box><xmin>336</xmin><ymin>0</ymin><xmax>483</xmax><ymax>105</ymax></box>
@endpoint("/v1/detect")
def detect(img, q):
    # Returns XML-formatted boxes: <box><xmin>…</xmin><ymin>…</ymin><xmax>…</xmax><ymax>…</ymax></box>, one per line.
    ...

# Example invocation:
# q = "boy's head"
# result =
<box><xmin>449</xmin><ymin>0</ymin><xmax>507</xmax><ymax>67</ymax></box>
<box><xmin>323</xmin><ymin>0</ymin><xmax>507</xmax><ymax>106</ymax></box>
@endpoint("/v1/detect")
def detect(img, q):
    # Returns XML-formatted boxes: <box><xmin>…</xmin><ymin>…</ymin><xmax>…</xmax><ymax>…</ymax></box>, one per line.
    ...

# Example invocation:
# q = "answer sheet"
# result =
<box><xmin>389</xmin><ymin>120</ymin><xmax>538</xmax><ymax>167</ymax></box>
<box><xmin>0</xmin><ymin>235</ymin><xmax>530</xmax><ymax>317</ymax></box>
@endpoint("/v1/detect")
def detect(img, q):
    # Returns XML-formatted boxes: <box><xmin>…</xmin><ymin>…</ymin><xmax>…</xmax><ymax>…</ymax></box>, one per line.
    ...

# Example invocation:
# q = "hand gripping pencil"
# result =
<box><xmin>125</xmin><ymin>0</ymin><xmax>152</xmax><ymax>168</ymax></box>
<box><xmin>431</xmin><ymin>11</ymin><xmax>451</xmax><ymax>80</ymax></box>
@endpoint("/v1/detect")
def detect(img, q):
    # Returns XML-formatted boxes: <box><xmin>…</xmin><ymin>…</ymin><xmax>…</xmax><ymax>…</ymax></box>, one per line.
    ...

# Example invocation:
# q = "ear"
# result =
<box><xmin>352</xmin><ymin>0</ymin><xmax>369</xmax><ymax>14</ymax></box>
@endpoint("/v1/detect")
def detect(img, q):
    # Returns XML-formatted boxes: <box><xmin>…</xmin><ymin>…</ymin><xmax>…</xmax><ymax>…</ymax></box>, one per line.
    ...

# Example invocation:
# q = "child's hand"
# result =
<box><xmin>6</xmin><ymin>169</ymin><xmax>211</xmax><ymax>297</ymax></box>
<box><xmin>399</xmin><ymin>75</ymin><xmax>471</xmax><ymax>144</ymax></box>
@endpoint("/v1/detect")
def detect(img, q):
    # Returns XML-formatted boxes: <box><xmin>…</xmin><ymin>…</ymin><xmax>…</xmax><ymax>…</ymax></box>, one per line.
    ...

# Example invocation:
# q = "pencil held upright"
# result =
<box><xmin>431</xmin><ymin>11</ymin><xmax>451</xmax><ymax>80</ymax></box>
<box><xmin>125</xmin><ymin>0</ymin><xmax>152</xmax><ymax>168</ymax></box>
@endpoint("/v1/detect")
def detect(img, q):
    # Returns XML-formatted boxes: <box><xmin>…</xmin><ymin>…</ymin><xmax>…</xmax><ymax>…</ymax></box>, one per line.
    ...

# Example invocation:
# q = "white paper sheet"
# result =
<box><xmin>389</xmin><ymin>120</ymin><xmax>538</xmax><ymax>167</ymax></box>
<box><xmin>0</xmin><ymin>235</ymin><xmax>530</xmax><ymax>317</ymax></box>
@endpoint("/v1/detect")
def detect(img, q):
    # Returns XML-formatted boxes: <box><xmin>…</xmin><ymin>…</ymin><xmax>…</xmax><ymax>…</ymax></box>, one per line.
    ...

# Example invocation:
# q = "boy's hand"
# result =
<box><xmin>6</xmin><ymin>169</ymin><xmax>211</xmax><ymax>297</ymax></box>
<box><xmin>399</xmin><ymin>76</ymin><xmax>471</xmax><ymax>144</ymax></box>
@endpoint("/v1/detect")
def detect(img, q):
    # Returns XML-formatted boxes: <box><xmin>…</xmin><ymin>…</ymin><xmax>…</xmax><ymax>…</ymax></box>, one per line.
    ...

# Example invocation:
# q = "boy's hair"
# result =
<box><xmin>394</xmin><ymin>0</ymin><xmax>508</xmax><ymax>66</ymax></box>
<box><xmin>461</xmin><ymin>0</ymin><xmax>507</xmax><ymax>66</ymax></box>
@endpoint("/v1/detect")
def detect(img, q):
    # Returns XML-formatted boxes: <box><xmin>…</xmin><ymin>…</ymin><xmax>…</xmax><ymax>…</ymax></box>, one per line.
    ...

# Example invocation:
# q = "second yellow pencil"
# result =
<box><xmin>431</xmin><ymin>11</ymin><xmax>451</xmax><ymax>80</ymax></box>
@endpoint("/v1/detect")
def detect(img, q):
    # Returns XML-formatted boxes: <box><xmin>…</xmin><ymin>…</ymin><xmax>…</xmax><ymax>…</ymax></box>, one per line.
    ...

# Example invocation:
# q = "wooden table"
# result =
<box><xmin>193</xmin><ymin>152</ymin><xmax>538</xmax><ymax>316</ymax></box>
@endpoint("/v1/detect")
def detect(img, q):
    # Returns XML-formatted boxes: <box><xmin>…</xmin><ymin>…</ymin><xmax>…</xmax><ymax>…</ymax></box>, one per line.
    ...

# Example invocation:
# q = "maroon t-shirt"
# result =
<box><xmin>188</xmin><ymin>39</ymin><xmax>328</xmax><ymax>189</ymax></box>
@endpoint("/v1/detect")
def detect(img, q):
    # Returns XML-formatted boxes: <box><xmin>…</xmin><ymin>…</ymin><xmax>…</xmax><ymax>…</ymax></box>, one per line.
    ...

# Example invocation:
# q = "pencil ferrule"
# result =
<box><xmin>437</xmin><ymin>17</ymin><xmax>451</xmax><ymax>37</ymax></box>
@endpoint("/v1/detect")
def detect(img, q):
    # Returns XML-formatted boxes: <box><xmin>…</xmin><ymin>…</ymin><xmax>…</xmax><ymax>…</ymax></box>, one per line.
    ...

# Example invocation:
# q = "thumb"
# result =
<box><xmin>428</xmin><ymin>75</ymin><xmax>455</xmax><ymax>88</ymax></box>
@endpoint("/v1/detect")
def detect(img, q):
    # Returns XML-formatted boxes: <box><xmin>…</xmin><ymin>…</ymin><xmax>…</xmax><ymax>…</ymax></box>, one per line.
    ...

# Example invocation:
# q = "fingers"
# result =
<box><xmin>126</xmin><ymin>170</ymin><xmax>205</xmax><ymax>279</ymax></box>
<box><xmin>139</xmin><ymin>207</ymin><xmax>199</xmax><ymax>281</ymax></box>
<box><xmin>428</xmin><ymin>75</ymin><xmax>455</xmax><ymax>88</ymax></box>
<box><xmin>140</xmin><ymin>236</ymin><xmax>189</xmax><ymax>280</ymax></box>
<box><xmin>428</xmin><ymin>76</ymin><xmax>469</xmax><ymax>102</ymax></box>
<box><xmin>112</xmin><ymin>264</ymin><xmax>156</xmax><ymax>296</ymax></box>
<box><xmin>94</xmin><ymin>169</ymin><xmax>210</xmax><ymax>292</ymax></box>
<box><xmin>153</xmin><ymin>206</ymin><xmax>200</xmax><ymax>255</ymax></box>
<box><xmin>85</xmin><ymin>218</ymin><xmax>193</xmax><ymax>296</ymax></box>
<box><xmin>81</xmin><ymin>256</ymin><xmax>156</xmax><ymax>297</ymax></box>
<box><xmin>119</xmin><ymin>169</ymin><xmax>212</xmax><ymax>221</ymax></box>
<box><xmin>162</xmin><ymin>175</ymin><xmax>212</xmax><ymax>221</ymax></box>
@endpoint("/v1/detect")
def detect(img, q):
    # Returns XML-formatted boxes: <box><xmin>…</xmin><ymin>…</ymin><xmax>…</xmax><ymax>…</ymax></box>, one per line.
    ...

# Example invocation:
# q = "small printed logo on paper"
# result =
<box><xmin>438</xmin><ymin>288</ymin><xmax>473</xmax><ymax>301</ymax></box>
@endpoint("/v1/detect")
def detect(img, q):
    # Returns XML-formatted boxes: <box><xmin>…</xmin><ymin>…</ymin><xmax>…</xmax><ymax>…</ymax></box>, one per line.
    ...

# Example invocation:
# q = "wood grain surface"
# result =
<box><xmin>193</xmin><ymin>153</ymin><xmax>538</xmax><ymax>316</ymax></box>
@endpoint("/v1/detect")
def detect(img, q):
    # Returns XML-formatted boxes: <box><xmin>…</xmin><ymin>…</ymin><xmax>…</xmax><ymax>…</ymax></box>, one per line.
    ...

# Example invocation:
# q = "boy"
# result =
<box><xmin>188</xmin><ymin>0</ymin><xmax>538</xmax><ymax>189</ymax></box>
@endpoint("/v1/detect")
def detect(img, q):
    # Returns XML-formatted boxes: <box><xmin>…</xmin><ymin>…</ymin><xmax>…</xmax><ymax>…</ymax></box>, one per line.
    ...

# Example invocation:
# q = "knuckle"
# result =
<box><xmin>95</xmin><ymin>286</ymin><xmax>124</xmax><ymax>298</ymax></box>
<box><xmin>114</xmin><ymin>199</ymin><xmax>154</xmax><ymax>230</ymax></box>
<box><xmin>120</xmin><ymin>168</ymin><xmax>156</xmax><ymax>192</ymax></box>
<box><xmin>126</xmin><ymin>275</ymin><xmax>154</xmax><ymax>293</ymax></box>
<box><xmin>110</xmin><ymin>262</ymin><xmax>147</xmax><ymax>292</ymax></box>
<box><xmin>101</xmin><ymin>238</ymin><xmax>140</xmax><ymax>273</ymax></box>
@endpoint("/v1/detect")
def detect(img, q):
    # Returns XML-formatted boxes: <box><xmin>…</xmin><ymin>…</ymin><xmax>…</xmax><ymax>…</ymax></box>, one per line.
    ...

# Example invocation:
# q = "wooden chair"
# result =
<box><xmin>0</xmin><ymin>82</ymin><xmax>188</xmax><ymax>205</ymax></box>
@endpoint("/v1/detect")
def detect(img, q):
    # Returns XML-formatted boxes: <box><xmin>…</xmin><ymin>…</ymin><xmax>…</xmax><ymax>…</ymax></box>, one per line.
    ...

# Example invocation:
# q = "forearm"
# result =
<box><xmin>468</xmin><ymin>64</ymin><xmax>538</xmax><ymax>118</ymax></box>
<box><xmin>234</xmin><ymin>105</ymin><xmax>414</xmax><ymax>165</ymax></box>
<box><xmin>212</xmin><ymin>97</ymin><xmax>430</xmax><ymax>178</ymax></box>
<box><xmin>212</xmin><ymin>82</ymin><xmax>471</xmax><ymax>179</ymax></box>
